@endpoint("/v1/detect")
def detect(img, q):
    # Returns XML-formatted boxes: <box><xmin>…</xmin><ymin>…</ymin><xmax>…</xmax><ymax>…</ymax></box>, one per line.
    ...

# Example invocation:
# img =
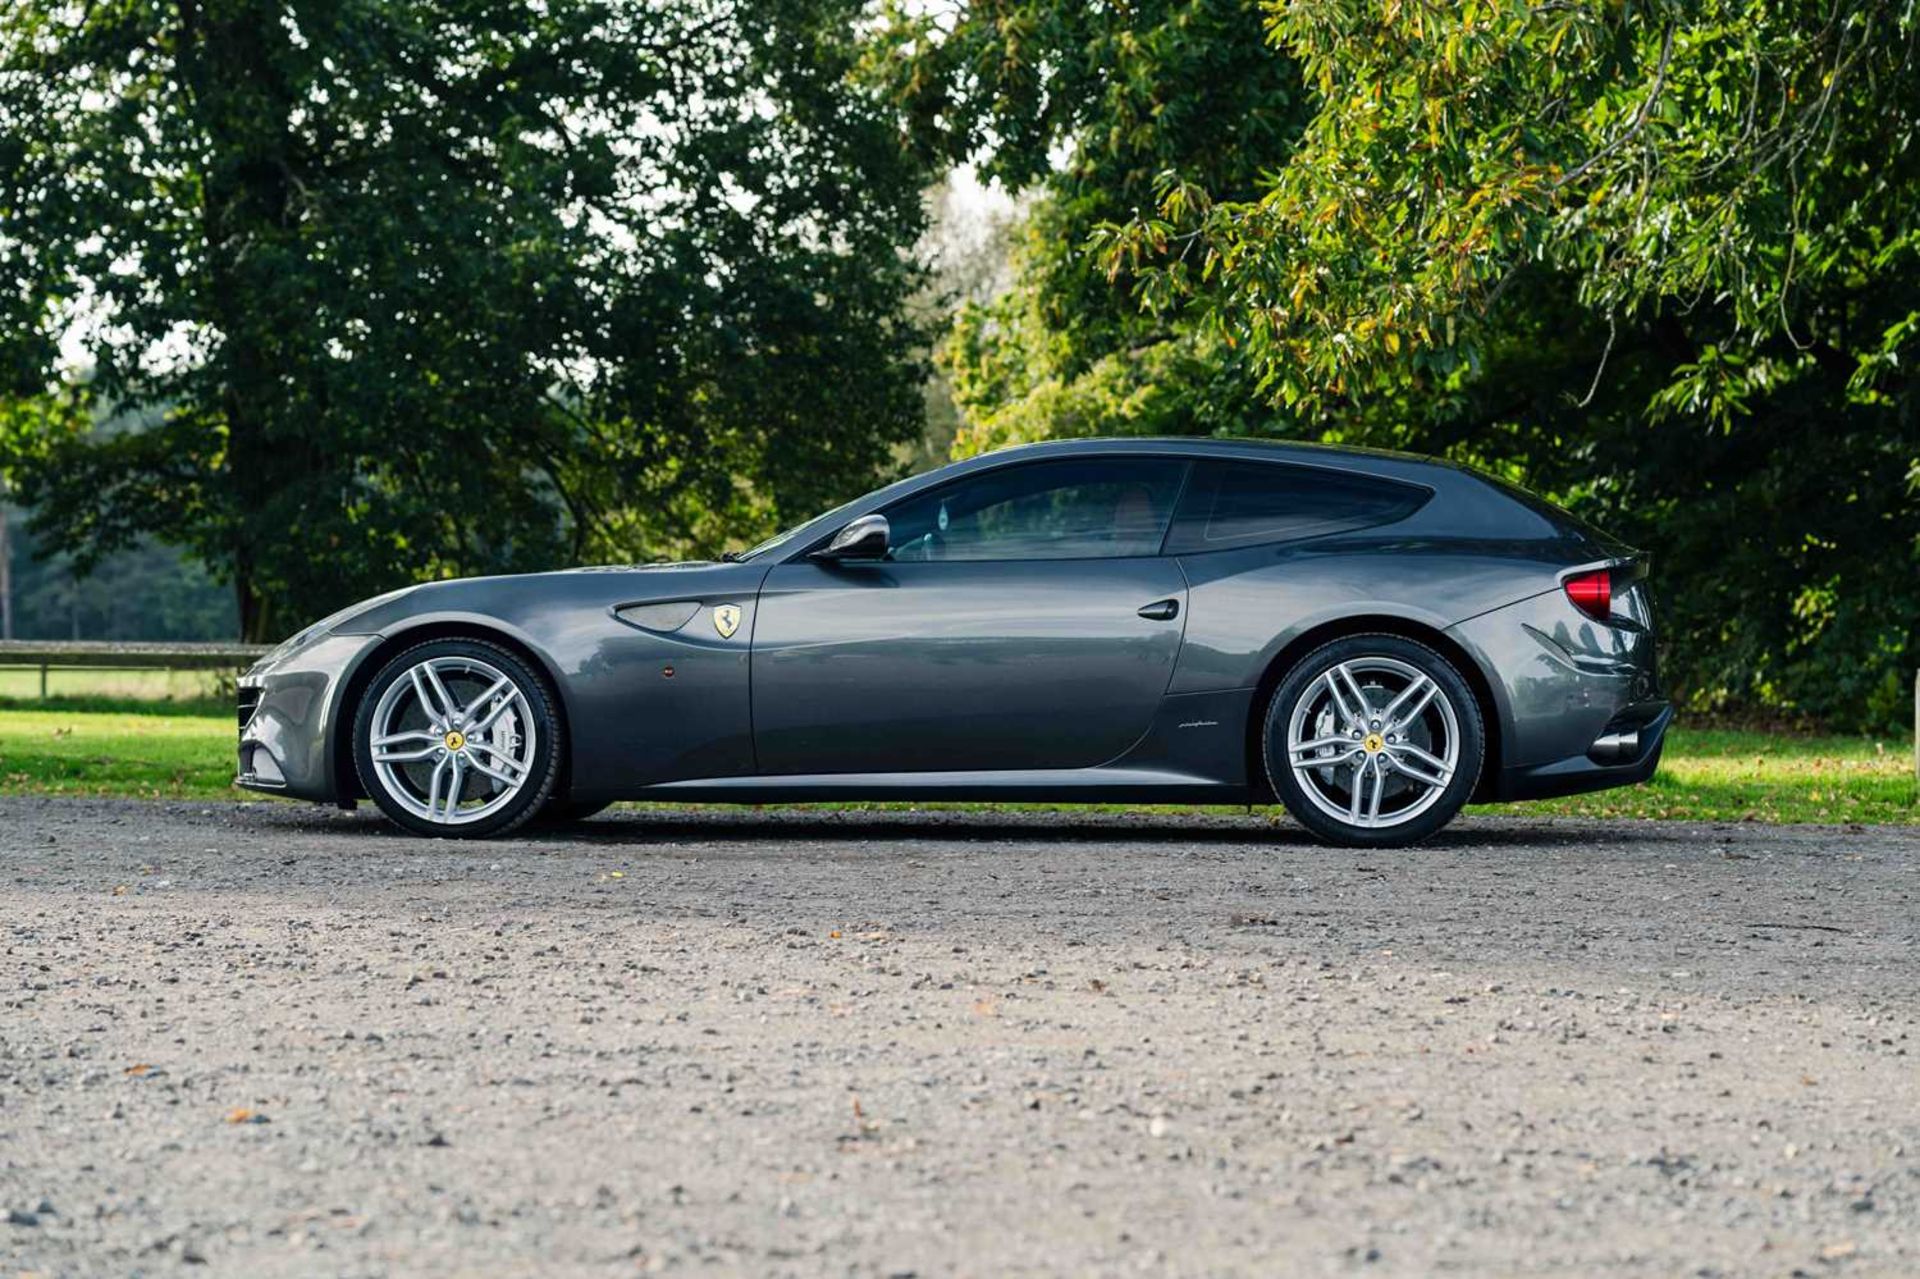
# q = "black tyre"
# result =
<box><xmin>351</xmin><ymin>638</ymin><xmax>563</xmax><ymax>838</ymax></box>
<box><xmin>1262</xmin><ymin>634</ymin><xmax>1484</xmax><ymax>848</ymax></box>
<box><xmin>534</xmin><ymin>797</ymin><xmax>613</xmax><ymax>825</ymax></box>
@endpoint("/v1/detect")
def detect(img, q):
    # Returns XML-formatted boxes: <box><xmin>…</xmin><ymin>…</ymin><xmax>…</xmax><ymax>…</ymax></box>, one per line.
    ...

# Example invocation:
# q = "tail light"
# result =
<box><xmin>1564</xmin><ymin>569</ymin><xmax>1612</xmax><ymax>621</ymax></box>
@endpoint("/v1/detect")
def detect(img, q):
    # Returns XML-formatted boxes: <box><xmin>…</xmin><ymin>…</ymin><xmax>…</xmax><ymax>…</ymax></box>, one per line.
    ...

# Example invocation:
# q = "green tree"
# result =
<box><xmin>1104</xmin><ymin>1</ymin><xmax>1920</xmax><ymax>417</ymax></box>
<box><xmin>1</xmin><ymin>509</ymin><xmax>237</xmax><ymax>642</ymax></box>
<box><xmin>870</xmin><ymin>0</ymin><xmax>1311</xmax><ymax>453</ymax></box>
<box><xmin>1</xmin><ymin>0</ymin><xmax>930</xmax><ymax>641</ymax></box>
<box><xmin>891</xmin><ymin>0</ymin><xmax>1920</xmax><ymax>730</ymax></box>
<box><xmin>1107</xmin><ymin>0</ymin><xmax>1920</xmax><ymax>730</ymax></box>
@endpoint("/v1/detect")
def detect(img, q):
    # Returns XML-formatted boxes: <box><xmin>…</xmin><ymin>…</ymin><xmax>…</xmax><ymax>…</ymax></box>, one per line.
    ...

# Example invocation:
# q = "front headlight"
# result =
<box><xmin>249</xmin><ymin>585</ymin><xmax>417</xmax><ymax>674</ymax></box>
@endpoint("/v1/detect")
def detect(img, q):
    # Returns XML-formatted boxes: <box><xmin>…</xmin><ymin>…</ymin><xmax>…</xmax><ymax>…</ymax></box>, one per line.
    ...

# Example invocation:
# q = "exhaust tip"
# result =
<box><xmin>1588</xmin><ymin>729</ymin><xmax>1640</xmax><ymax>764</ymax></box>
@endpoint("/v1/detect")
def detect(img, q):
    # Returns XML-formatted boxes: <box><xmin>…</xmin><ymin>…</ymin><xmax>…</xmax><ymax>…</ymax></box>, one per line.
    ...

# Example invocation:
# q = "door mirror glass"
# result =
<box><xmin>815</xmin><ymin>513</ymin><xmax>890</xmax><ymax>561</ymax></box>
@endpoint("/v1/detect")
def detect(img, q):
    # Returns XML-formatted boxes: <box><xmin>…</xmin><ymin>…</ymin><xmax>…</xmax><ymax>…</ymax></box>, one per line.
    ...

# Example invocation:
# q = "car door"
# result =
<box><xmin>750</xmin><ymin>456</ymin><xmax>1191</xmax><ymax>775</ymax></box>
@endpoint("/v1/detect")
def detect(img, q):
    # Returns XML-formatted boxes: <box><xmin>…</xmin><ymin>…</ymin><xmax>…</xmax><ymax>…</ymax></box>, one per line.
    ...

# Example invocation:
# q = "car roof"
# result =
<box><xmin>959</xmin><ymin>435</ymin><xmax>1460</xmax><ymax>485</ymax></box>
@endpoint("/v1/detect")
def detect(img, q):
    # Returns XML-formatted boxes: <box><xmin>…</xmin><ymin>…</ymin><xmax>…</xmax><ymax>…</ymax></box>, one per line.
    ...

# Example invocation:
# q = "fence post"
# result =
<box><xmin>40</xmin><ymin>663</ymin><xmax>47</xmax><ymax>700</ymax></box>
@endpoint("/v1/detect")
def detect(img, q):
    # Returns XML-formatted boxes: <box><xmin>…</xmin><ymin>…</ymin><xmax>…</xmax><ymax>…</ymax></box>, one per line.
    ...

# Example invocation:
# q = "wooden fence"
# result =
<box><xmin>0</xmin><ymin>640</ymin><xmax>270</xmax><ymax>698</ymax></box>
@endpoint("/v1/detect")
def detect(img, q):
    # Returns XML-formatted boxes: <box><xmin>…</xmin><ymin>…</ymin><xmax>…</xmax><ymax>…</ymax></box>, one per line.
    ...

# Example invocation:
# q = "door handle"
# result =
<box><xmin>1137</xmin><ymin>598</ymin><xmax>1180</xmax><ymax>621</ymax></box>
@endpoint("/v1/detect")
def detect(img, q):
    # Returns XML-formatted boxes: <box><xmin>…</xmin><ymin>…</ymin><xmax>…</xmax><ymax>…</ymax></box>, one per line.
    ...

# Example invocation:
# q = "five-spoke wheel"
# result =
<box><xmin>353</xmin><ymin>639</ymin><xmax>561</xmax><ymax>837</ymax></box>
<box><xmin>1264</xmin><ymin>636</ymin><xmax>1483</xmax><ymax>847</ymax></box>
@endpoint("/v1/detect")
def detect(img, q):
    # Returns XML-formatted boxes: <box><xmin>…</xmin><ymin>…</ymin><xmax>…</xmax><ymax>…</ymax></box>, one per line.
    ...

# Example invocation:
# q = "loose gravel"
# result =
<box><xmin>2</xmin><ymin>797</ymin><xmax>1916</xmax><ymax>1277</ymax></box>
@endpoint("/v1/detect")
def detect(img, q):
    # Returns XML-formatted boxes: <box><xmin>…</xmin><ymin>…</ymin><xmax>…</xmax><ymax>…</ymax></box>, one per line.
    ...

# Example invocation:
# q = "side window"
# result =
<box><xmin>1165</xmin><ymin>461</ymin><xmax>1428</xmax><ymax>554</ymax></box>
<box><xmin>884</xmin><ymin>459</ymin><xmax>1187</xmax><ymax>562</ymax></box>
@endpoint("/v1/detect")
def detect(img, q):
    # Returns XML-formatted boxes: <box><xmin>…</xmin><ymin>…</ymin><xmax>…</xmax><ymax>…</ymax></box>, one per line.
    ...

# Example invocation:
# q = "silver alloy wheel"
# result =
<box><xmin>366</xmin><ymin>655</ymin><xmax>537</xmax><ymax>826</ymax></box>
<box><xmin>1285</xmin><ymin>655</ymin><xmax>1460</xmax><ymax>831</ymax></box>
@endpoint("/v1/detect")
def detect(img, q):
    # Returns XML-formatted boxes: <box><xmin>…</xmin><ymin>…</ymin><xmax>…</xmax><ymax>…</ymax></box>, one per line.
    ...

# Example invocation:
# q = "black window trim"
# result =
<box><xmin>786</xmin><ymin>450</ymin><xmax>1434</xmax><ymax>564</ymax></box>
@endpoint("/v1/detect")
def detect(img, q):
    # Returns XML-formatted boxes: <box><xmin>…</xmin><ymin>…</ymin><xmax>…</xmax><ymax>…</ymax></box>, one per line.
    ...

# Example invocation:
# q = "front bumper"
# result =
<box><xmin>236</xmin><ymin>633</ymin><xmax>382</xmax><ymax>802</ymax></box>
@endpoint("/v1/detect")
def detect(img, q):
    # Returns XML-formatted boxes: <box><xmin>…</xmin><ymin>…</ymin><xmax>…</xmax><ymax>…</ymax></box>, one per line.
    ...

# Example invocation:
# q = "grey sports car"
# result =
<box><xmin>237</xmin><ymin>437</ymin><xmax>1667</xmax><ymax>846</ymax></box>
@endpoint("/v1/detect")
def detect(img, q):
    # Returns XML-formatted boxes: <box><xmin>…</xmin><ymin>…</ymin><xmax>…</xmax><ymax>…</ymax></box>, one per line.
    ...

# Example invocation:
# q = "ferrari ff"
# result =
<box><xmin>237</xmin><ymin>438</ymin><xmax>1667</xmax><ymax>846</ymax></box>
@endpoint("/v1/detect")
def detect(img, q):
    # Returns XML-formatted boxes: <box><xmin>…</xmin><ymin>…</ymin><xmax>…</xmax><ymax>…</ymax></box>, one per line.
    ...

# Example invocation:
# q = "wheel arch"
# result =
<box><xmin>330</xmin><ymin>618</ymin><xmax>575</xmax><ymax>805</ymax></box>
<box><xmin>1245</xmin><ymin>615</ymin><xmax>1505</xmax><ymax>804</ymax></box>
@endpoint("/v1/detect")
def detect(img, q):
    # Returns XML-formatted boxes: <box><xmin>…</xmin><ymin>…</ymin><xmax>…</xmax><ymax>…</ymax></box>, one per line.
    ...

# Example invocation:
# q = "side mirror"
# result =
<box><xmin>814</xmin><ymin>513</ymin><xmax>890</xmax><ymax>561</ymax></box>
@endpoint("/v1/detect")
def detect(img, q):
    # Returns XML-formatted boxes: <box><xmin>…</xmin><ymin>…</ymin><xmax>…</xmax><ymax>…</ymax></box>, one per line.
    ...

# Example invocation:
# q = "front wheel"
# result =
<box><xmin>352</xmin><ymin>638</ymin><xmax>563</xmax><ymax>838</ymax></box>
<box><xmin>1262</xmin><ymin>635</ymin><xmax>1484</xmax><ymax>848</ymax></box>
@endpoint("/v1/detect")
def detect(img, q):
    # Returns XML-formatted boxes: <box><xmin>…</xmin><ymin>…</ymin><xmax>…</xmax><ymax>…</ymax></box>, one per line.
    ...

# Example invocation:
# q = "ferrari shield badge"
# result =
<box><xmin>712</xmin><ymin>603</ymin><xmax>742</xmax><ymax>639</ymax></box>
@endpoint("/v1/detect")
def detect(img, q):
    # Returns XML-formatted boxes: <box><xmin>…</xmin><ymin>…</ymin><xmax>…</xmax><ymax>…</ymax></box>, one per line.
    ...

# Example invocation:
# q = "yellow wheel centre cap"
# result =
<box><xmin>1363</xmin><ymin>733</ymin><xmax>1384</xmax><ymax>754</ymax></box>
<box><xmin>444</xmin><ymin>730</ymin><xmax>467</xmax><ymax>752</ymax></box>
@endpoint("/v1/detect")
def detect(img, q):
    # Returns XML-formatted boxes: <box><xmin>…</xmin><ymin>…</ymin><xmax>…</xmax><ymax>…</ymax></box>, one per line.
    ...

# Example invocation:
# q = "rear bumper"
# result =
<box><xmin>1447</xmin><ymin>585</ymin><xmax>1666</xmax><ymax>803</ymax></box>
<box><xmin>1492</xmin><ymin>700</ymin><xmax>1671</xmax><ymax>801</ymax></box>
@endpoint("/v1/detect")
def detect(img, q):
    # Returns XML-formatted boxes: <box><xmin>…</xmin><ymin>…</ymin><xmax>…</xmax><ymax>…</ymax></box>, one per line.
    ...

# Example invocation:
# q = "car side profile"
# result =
<box><xmin>237</xmin><ymin>438</ymin><xmax>1668</xmax><ymax>846</ymax></box>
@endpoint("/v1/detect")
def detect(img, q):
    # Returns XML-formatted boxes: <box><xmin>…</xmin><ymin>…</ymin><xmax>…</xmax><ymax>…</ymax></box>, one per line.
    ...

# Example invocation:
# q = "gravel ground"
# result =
<box><xmin>2</xmin><ymin>797</ymin><xmax>1916</xmax><ymax>1278</ymax></box>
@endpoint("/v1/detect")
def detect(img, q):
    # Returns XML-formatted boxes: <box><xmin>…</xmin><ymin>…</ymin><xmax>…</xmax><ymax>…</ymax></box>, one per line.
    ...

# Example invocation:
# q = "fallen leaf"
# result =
<box><xmin>123</xmin><ymin>1063</ymin><xmax>153</xmax><ymax>1076</ymax></box>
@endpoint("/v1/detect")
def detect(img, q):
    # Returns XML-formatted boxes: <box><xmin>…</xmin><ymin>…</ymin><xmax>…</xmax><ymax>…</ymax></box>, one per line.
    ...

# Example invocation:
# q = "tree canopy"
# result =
<box><xmin>1104</xmin><ymin>0</ymin><xmax>1920</xmax><ymax>420</ymax></box>
<box><xmin>1</xmin><ymin>0</ymin><xmax>930</xmax><ymax>640</ymax></box>
<box><xmin>871</xmin><ymin>0</ymin><xmax>1310</xmax><ymax>453</ymax></box>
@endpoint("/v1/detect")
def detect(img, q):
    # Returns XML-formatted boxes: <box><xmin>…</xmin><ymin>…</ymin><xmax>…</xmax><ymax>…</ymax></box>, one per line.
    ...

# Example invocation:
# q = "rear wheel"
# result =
<box><xmin>1262</xmin><ymin>635</ymin><xmax>1483</xmax><ymax>848</ymax></box>
<box><xmin>352</xmin><ymin>638</ymin><xmax>562</xmax><ymax>838</ymax></box>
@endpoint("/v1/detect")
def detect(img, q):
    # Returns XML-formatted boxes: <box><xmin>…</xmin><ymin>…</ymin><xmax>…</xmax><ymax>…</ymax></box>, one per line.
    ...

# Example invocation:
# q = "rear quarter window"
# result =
<box><xmin>1164</xmin><ymin>461</ymin><xmax>1430</xmax><ymax>554</ymax></box>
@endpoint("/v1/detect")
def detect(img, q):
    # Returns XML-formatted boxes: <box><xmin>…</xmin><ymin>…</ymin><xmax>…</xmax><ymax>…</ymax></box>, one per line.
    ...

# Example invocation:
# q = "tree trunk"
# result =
<box><xmin>180</xmin><ymin>0</ymin><xmax>294</xmax><ymax>648</ymax></box>
<box><xmin>0</xmin><ymin>503</ymin><xmax>12</xmax><ymax>641</ymax></box>
<box><xmin>235</xmin><ymin>556</ymin><xmax>269</xmax><ymax>644</ymax></box>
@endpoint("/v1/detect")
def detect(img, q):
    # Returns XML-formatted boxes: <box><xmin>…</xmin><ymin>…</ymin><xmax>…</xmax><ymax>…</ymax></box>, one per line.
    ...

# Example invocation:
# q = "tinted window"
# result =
<box><xmin>1165</xmin><ymin>461</ymin><xmax>1427</xmax><ymax>554</ymax></box>
<box><xmin>883</xmin><ymin>458</ymin><xmax>1187</xmax><ymax>562</ymax></box>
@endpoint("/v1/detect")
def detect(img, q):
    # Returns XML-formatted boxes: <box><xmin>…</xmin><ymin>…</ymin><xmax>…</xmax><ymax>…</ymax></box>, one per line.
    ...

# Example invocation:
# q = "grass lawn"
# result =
<box><xmin>0</xmin><ymin>702</ymin><xmax>1913</xmax><ymax>824</ymax></box>
<box><xmin>1487</xmin><ymin>728</ymin><xmax>1916</xmax><ymax>825</ymax></box>
<box><xmin>0</xmin><ymin>706</ymin><xmax>238</xmax><ymax>800</ymax></box>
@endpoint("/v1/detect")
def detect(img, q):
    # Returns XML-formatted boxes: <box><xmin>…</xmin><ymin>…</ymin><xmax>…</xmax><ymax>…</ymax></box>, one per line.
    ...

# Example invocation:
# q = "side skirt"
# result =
<box><xmin>635</xmin><ymin>767</ymin><xmax>1253</xmax><ymax>806</ymax></box>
